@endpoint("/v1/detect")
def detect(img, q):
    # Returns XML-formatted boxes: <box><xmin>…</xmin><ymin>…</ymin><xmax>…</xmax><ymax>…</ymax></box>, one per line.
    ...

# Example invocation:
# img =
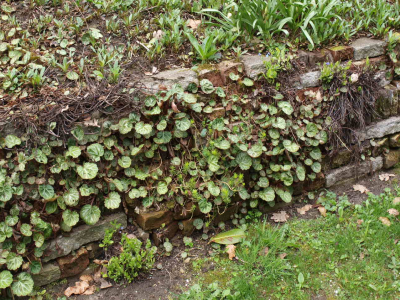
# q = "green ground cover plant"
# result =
<box><xmin>177</xmin><ymin>187</ymin><xmax>400</xmax><ymax>299</ymax></box>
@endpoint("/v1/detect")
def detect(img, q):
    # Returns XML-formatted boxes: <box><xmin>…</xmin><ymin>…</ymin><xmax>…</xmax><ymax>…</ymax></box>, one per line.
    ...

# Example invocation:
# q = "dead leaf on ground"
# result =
<box><xmin>353</xmin><ymin>184</ymin><xmax>370</xmax><ymax>194</ymax></box>
<box><xmin>64</xmin><ymin>281</ymin><xmax>90</xmax><ymax>297</ymax></box>
<box><xmin>93</xmin><ymin>259</ymin><xmax>108</xmax><ymax>265</ymax></box>
<box><xmin>83</xmin><ymin>285</ymin><xmax>96</xmax><ymax>295</ymax></box>
<box><xmin>226</xmin><ymin>244</ymin><xmax>236</xmax><ymax>260</ymax></box>
<box><xmin>99</xmin><ymin>278</ymin><xmax>113</xmax><ymax>289</ymax></box>
<box><xmin>263</xmin><ymin>247</ymin><xmax>269</xmax><ymax>256</ymax></box>
<box><xmin>279</xmin><ymin>253</ymin><xmax>287</xmax><ymax>259</ymax></box>
<box><xmin>357</xmin><ymin>219</ymin><xmax>364</xmax><ymax>225</ymax></box>
<box><xmin>360</xmin><ymin>252</ymin><xmax>365</xmax><ymax>260</ymax></box>
<box><xmin>271</xmin><ymin>211</ymin><xmax>289</xmax><ymax>223</ymax></box>
<box><xmin>379</xmin><ymin>173</ymin><xmax>395</xmax><ymax>181</ymax></box>
<box><xmin>379</xmin><ymin>217</ymin><xmax>391</xmax><ymax>226</ymax></box>
<box><xmin>187</xmin><ymin>19</ymin><xmax>201</xmax><ymax>29</ymax></box>
<box><xmin>79</xmin><ymin>275</ymin><xmax>93</xmax><ymax>282</ymax></box>
<box><xmin>297</xmin><ymin>204</ymin><xmax>313</xmax><ymax>215</ymax></box>
<box><xmin>388</xmin><ymin>208</ymin><xmax>399</xmax><ymax>216</ymax></box>
<box><xmin>318</xmin><ymin>206</ymin><xmax>327</xmax><ymax>217</ymax></box>
<box><xmin>393</xmin><ymin>197</ymin><xmax>400</xmax><ymax>205</ymax></box>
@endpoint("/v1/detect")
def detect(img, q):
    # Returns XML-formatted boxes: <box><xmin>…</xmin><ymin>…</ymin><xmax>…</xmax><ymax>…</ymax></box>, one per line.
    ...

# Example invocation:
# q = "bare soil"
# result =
<box><xmin>46</xmin><ymin>167</ymin><xmax>400</xmax><ymax>300</ymax></box>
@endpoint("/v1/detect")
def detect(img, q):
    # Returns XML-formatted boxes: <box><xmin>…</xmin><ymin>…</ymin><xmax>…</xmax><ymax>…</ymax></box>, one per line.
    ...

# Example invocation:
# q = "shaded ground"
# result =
<box><xmin>46</xmin><ymin>167</ymin><xmax>400</xmax><ymax>300</ymax></box>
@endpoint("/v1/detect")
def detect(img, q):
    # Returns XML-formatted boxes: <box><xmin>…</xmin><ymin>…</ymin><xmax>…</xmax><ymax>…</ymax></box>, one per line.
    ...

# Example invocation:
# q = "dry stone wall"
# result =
<box><xmin>14</xmin><ymin>36</ymin><xmax>400</xmax><ymax>286</ymax></box>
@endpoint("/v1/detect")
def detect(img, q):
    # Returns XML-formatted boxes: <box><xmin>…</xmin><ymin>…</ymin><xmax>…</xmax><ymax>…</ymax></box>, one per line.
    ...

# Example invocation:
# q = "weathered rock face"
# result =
<box><xmin>351</xmin><ymin>38</ymin><xmax>387</xmax><ymax>60</ymax></box>
<box><xmin>136</xmin><ymin>210</ymin><xmax>173</xmax><ymax>231</ymax></box>
<box><xmin>217</xmin><ymin>60</ymin><xmax>243</xmax><ymax>84</ymax></box>
<box><xmin>57</xmin><ymin>247</ymin><xmax>89</xmax><ymax>278</ymax></box>
<box><xmin>152</xmin><ymin>221</ymin><xmax>179</xmax><ymax>246</ymax></box>
<box><xmin>140</xmin><ymin>68</ymin><xmax>198</xmax><ymax>91</ymax></box>
<box><xmin>43</xmin><ymin>212</ymin><xmax>127</xmax><ymax>262</ymax></box>
<box><xmin>390</xmin><ymin>133</ymin><xmax>400</xmax><ymax>147</ymax></box>
<box><xmin>326</xmin><ymin>157</ymin><xmax>383</xmax><ymax>187</ymax></box>
<box><xmin>173</xmin><ymin>202</ymin><xmax>202</xmax><ymax>220</ymax></box>
<box><xmin>328</xmin><ymin>45</ymin><xmax>354</xmax><ymax>62</ymax></box>
<box><xmin>299</xmin><ymin>71</ymin><xmax>321</xmax><ymax>88</ymax></box>
<box><xmin>384</xmin><ymin>149</ymin><xmax>400</xmax><ymax>169</ymax></box>
<box><xmin>241</xmin><ymin>55</ymin><xmax>269</xmax><ymax>79</ymax></box>
<box><xmin>358</xmin><ymin>116</ymin><xmax>400</xmax><ymax>141</ymax></box>
<box><xmin>180</xmin><ymin>219</ymin><xmax>195</xmax><ymax>236</ymax></box>
<box><xmin>32</xmin><ymin>263</ymin><xmax>61</xmax><ymax>287</ymax></box>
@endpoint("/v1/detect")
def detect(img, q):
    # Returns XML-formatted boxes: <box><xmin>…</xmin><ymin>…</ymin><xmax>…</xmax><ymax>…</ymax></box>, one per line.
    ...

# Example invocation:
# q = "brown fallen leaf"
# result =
<box><xmin>357</xmin><ymin>219</ymin><xmax>364</xmax><ymax>225</ymax></box>
<box><xmin>271</xmin><ymin>211</ymin><xmax>289</xmax><ymax>223</ymax></box>
<box><xmin>388</xmin><ymin>208</ymin><xmax>399</xmax><ymax>216</ymax></box>
<box><xmin>279</xmin><ymin>253</ymin><xmax>287</xmax><ymax>259</ymax></box>
<box><xmin>379</xmin><ymin>173</ymin><xmax>395</xmax><ymax>181</ymax></box>
<box><xmin>263</xmin><ymin>247</ymin><xmax>269</xmax><ymax>256</ymax></box>
<box><xmin>79</xmin><ymin>275</ymin><xmax>93</xmax><ymax>282</ymax></box>
<box><xmin>353</xmin><ymin>184</ymin><xmax>370</xmax><ymax>194</ymax></box>
<box><xmin>317</xmin><ymin>206</ymin><xmax>327</xmax><ymax>217</ymax></box>
<box><xmin>64</xmin><ymin>281</ymin><xmax>90</xmax><ymax>297</ymax></box>
<box><xmin>226</xmin><ymin>244</ymin><xmax>236</xmax><ymax>260</ymax></box>
<box><xmin>83</xmin><ymin>285</ymin><xmax>96</xmax><ymax>295</ymax></box>
<box><xmin>93</xmin><ymin>259</ymin><xmax>108</xmax><ymax>265</ymax></box>
<box><xmin>297</xmin><ymin>204</ymin><xmax>312</xmax><ymax>215</ymax></box>
<box><xmin>379</xmin><ymin>217</ymin><xmax>391</xmax><ymax>226</ymax></box>
<box><xmin>187</xmin><ymin>19</ymin><xmax>201</xmax><ymax>29</ymax></box>
<box><xmin>360</xmin><ymin>252</ymin><xmax>365</xmax><ymax>260</ymax></box>
<box><xmin>99</xmin><ymin>278</ymin><xmax>113</xmax><ymax>289</ymax></box>
<box><xmin>393</xmin><ymin>197</ymin><xmax>400</xmax><ymax>205</ymax></box>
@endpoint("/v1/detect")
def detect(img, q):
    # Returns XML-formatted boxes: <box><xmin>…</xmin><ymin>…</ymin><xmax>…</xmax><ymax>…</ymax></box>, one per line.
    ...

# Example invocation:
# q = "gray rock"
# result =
<box><xmin>326</xmin><ymin>156</ymin><xmax>383</xmax><ymax>187</ymax></box>
<box><xmin>358</xmin><ymin>116</ymin><xmax>400</xmax><ymax>141</ymax></box>
<box><xmin>374</xmin><ymin>70</ymin><xmax>392</xmax><ymax>87</ymax></box>
<box><xmin>139</xmin><ymin>68</ymin><xmax>198</xmax><ymax>93</ymax></box>
<box><xmin>351</xmin><ymin>38</ymin><xmax>387</xmax><ymax>60</ymax></box>
<box><xmin>32</xmin><ymin>262</ymin><xmax>61</xmax><ymax>287</ymax></box>
<box><xmin>241</xmin><ymin>55</ymin><xmax>270</xmax><ymax>79</ymax></box>
<box><xmin>43</xmin><ymin>212</ymin><xmax>127</xmax><ymax>262</ymax></box>
<box><xmin>299</xmin><ymin>71</ymin><xmax>321</xmax><ymax>88</ymax></box>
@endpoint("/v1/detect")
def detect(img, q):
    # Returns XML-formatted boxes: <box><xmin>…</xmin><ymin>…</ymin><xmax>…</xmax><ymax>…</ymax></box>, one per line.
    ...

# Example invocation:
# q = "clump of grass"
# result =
<box><xmin>177</xmin><ymin>187</ymin><xmax>400</xmax><ymax>299</ymax></box>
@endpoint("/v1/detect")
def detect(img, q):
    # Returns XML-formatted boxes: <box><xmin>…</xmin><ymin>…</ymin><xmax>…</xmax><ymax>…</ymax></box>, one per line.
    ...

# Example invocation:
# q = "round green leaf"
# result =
<box><xmin>77</xmin><ymin>163</ymin><xmax>98</xmax><ymax>179</ymax></box>
<box><xmin>175</xmin><ymin>118</ymin><xmax>191</xmax><ymax>131</ymax></box>
<box><xmin>157</xmin><ymin>181</ymin><xmax>168</xmax><ymax>195</ymax></box>
<box><xmin>105</xmin><ymin>192</ymin><xmax>121</xmax><ymax>209</ymax></box>
<box><xmin>66</xmin><ymin>146</ymin><xmax>81</xmax><ymax>158</ymax></box>
<box><xmin>236</xmin><ymin>152</ymin><xmax>252</xmax><ymax>170</ymax></box>
<box><xmin>80</xmin><ymin>205</ymin><xmax>101</xmax><ymax>225</ymax></box>
<box><xmin>135</xmin><ymin>122</ymin><xmax>152</xmax><ymax>135</ymax></box>
<box><xmin>20</xmin><ymin>223</ymin><xmax>32</xmax><ymax>236</ymax></box>
<box><xmin>5</xmin><ymin>135</ymin><xmax>21</xmax><ymax>148</ymax></box>
<box><xmin>259</xmin><ymin>187</ymin><xmax>275</xmax><ymax>202</ymax></box>
<box><xmin>63</xmin><ymin>188</ymin><xmax>80</xmax><ymax>207</ymax></box>
<box><xmin>0</xmin><ymin>270</ymin><xmax>13</xmax><ymax>289</ymax></box>
<box><xmin>87</xmin><ymin>143</ymin><xmax>104</xmax><ymax>161</ymax></box>
<box><xmin>6</xmin><ymin>252</ymin><xmax>23</xmax><ymax>270</ymax></box>
<box><xmin>62</xmin><ymin>209</ymin><xmax>79</xmax><ymax>227</ymax></box>
<box><xmin>119</xmin><ymin>118</ymin><xmax>133</xmax><ymax>134</ymax></box>
<box><xmin>11</xmin><ymin>272</ymin><xmax>34</xmax><ymax>297</ymax></box>
<box><xmin>38</xmin><ymin>184</ymin><xmax>55</xmax><ymax>200</ymax></box>
<box><xmin>208</xmin><ymin>182</ymin><xmax>220</xmax><ymax>197</ymax></box>
<box><xmin>118</xmin><ymin>156</ymin><xmax>131</xmax><ymax>168</ymax></box>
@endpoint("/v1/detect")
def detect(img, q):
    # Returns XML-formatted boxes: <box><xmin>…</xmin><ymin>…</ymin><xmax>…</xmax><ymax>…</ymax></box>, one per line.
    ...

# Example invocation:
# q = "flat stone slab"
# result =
<box><xmin>140</xmin><ymin>68</ymin><xmax>198</xmax><ymax>92</ymax></box>
<box><xmin>32</xmin><ymin>262</ymin><xmax>61</xmax><ymax>287</ymax></box>
<box><xmin>358</xmin><ymin>116</ymin><xmax>400</xmax><ymax>141</ymax></box>
<box><xmin>326</xmin><ymin>156</ymin><xmax>383</xmax><ymax>187</ymax></box>
<box><xmin>43</xmin><ymin>212</ymin><xmax>127</xmax><ymax>262</ymax></box>
<box><xmin>351</xmin><ymin>38</ymin><xmax>387</xmax><ymax>60</ymax></box>
<box><xmin>241</xmin><ymin>55</ymin><xmax>270</xmax><ymax>79</ymax></box>
<box><xmin>299</xmin><ymin>71</ymin><xmax>321</xmax><ymax>88</ymax></box>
